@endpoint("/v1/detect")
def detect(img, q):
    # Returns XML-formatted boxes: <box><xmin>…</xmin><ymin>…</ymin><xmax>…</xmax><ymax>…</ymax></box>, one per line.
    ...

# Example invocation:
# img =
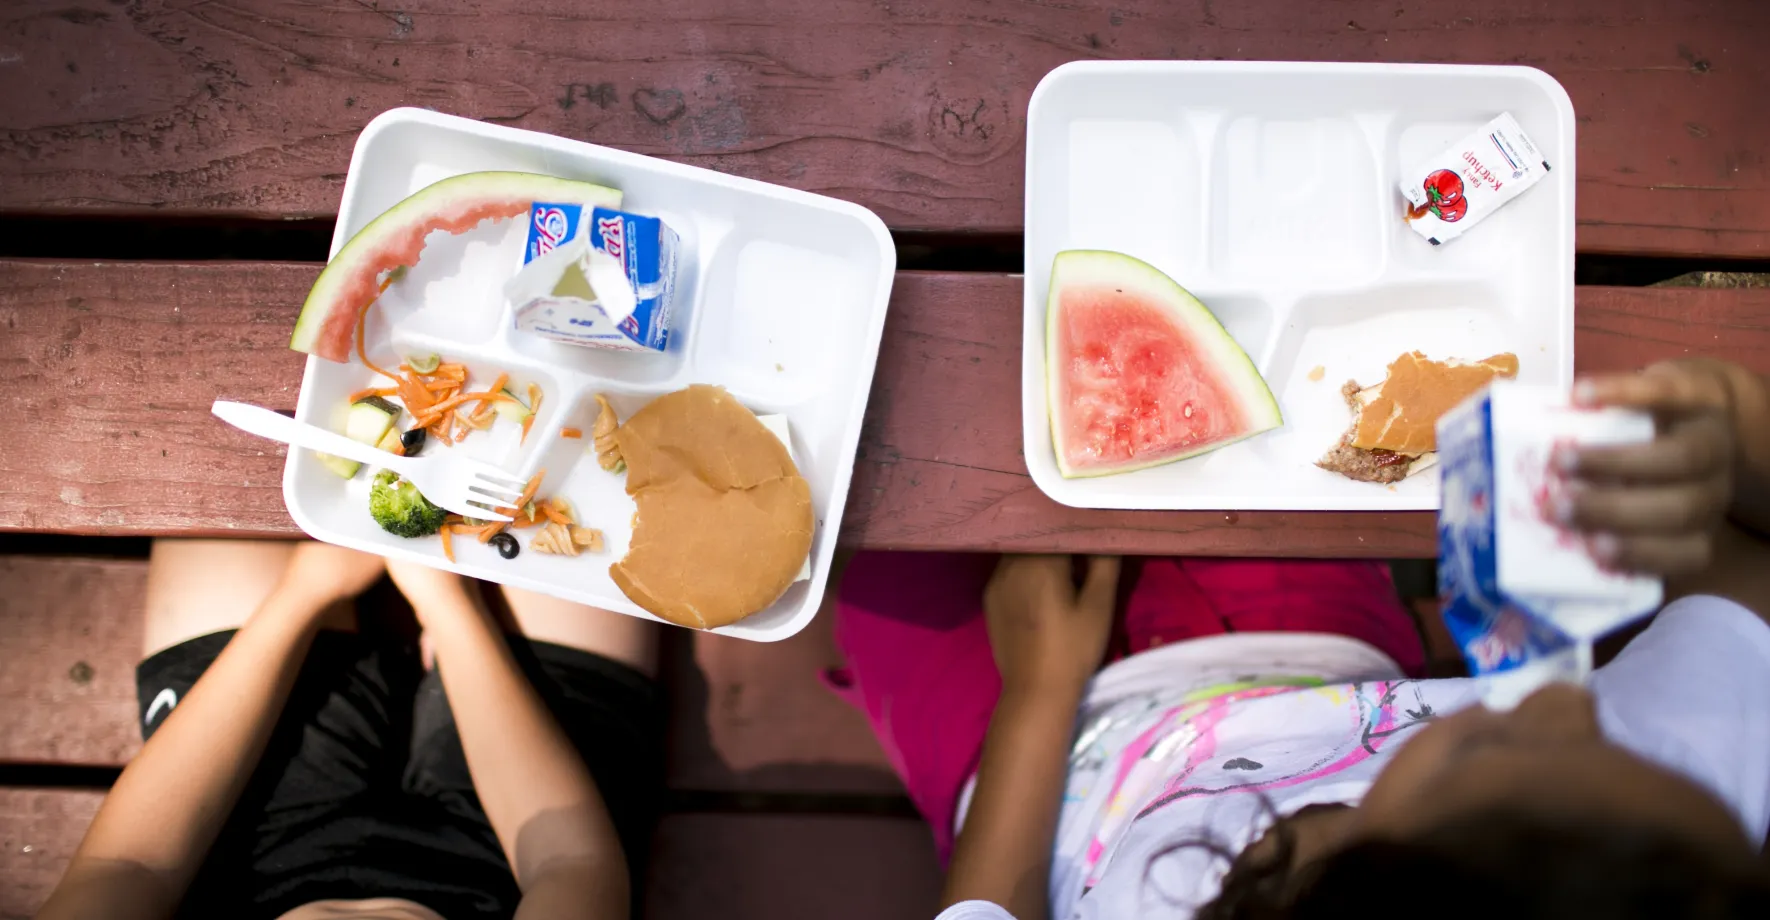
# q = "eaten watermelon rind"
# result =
<box><xmin>291</xmin><ymin>171</ymin><xmax>623</xmax><ymax>363</ymax></box>
<box><xmin>1046</xmin><ymin>250</ymin><xmax>1283</xmax><ymax>478</ymax></box>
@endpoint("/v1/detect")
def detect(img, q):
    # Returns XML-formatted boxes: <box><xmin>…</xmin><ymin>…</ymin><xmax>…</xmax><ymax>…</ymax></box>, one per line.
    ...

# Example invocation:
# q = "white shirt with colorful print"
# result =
<box><xmin>939</xmin><ymin>595</ymin><xmax>1770</xmax><ymax>920</ymax></box>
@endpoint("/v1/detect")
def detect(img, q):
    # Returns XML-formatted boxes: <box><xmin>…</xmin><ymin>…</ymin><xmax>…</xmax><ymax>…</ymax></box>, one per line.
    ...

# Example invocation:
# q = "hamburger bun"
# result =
<box><xmin>609</xmin><ymin>385</ymin><xmax>813</xmax><ymax>629</ymax></box>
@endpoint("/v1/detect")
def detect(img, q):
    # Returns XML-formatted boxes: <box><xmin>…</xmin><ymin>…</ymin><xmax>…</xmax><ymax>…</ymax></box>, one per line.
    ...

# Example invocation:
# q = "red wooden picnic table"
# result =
<box><xmin>3</xmin><ymin>0</ymin><xmax>1768</xmax><ymax>556</ymax></box>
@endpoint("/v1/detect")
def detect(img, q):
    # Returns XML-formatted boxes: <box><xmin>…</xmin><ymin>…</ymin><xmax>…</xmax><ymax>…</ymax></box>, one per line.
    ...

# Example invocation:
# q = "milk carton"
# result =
<box><xmin>506</xmin><ymin>203</ymin><xmax>679</xmax><ymax>353</ymax></box>
<box><xmin>1437</xmin><ymin>382</ymin><xmax>1662</xmax><ymax>707</ymax></box>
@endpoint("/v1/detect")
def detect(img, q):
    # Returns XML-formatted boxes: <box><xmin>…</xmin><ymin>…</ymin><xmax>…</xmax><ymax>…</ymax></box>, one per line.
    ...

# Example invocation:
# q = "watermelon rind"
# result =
<box><xmin>291</xmin><ymin>171</ymin><xmax>623</xmax><ymax>362</ymax></box>
<box><xmin>1046</xmin><ymin>250</ymin><xmax>1282</xmax><ymax>478</ymax></box>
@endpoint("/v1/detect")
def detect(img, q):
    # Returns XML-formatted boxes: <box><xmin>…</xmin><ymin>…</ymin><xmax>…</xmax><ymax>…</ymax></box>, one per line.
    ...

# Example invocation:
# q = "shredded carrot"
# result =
<box><xmin>435</xmin><ymin>363</ymin><xmax>468</xmax><ymax>380</ymax></box>
<box><xmin>423</xmin><ymin>379</ymin><xmax>458</xmax><ymax>392</ymax></box>
<box><xmin>560</xmin><ymin>426</ymin><xmax>583</xmax><ymax>439</ymax></box>
<box><xmin>521</xmin><ymin>414</ymin><xmax>536</xmax><ymax>444</ymax></box>
<box><xmin>439</xmin><ymin>526</ymin><xmax>455</xmax><ymax>563</ymax></box>
<box><xmin>477</xmin><ymin>522</ymin><xmax>503</xmax><ymax>543</ymax></box>
<box><xmin>528</xmin><ymin>383</ymin><xmax>543</xmax><ymax>415</ymax></box>
<box><xmin>355</xmin><ymin>300</ymin><xmax>397</xmax><ymax>380</ymax></box>
<box><xmin>397</xmin><ymin>375</ymin><xmax>437</xmax><ymax>414</ymax></box>
<box><xmin>541</xmin><ymin>503</ymin><xmax>573</xmax><ymax>526</ymax></box>
<box><xmin>511</xmin><ymin>512</ymin><xmax>544</xmax><ymax>528</ymax></box>
<box><xmin>348</xmin><ymin>386</ymin><xmax>398</xmax><ymax>403</ymax></box>
<box><xmin>515</xmin><ymin>471</ymin><xmax>544</xmax><ymax>509</ymax></box>
<box><xmin>476</xmin><ymin>373</ymin><xmax>509</xmax><ymax>416</ymax></box>
<box><xmin>415</xmin><ymin>390</ymin><xmax>515</xmax><ymax>422</ymax></box>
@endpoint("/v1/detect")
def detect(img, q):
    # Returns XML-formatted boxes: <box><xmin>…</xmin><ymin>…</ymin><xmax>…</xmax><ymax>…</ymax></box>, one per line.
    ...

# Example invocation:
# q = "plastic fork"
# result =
<box><xmin>212</xmin><ymin>400</ymin><xmax>522</xmax><ymax>522</ymax></box>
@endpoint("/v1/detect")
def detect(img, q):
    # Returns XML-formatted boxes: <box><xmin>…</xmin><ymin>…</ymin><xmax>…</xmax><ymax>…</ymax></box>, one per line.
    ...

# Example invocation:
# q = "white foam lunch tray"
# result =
<box><xmin>1023</xmin><ymin>62</ymin><xmax>1575</xmax><ymax>511</ymax></box>
<box><xmin>284</xmin><ymin>108</ymin><xmax>895</xmax><ymax>641</ymax></box>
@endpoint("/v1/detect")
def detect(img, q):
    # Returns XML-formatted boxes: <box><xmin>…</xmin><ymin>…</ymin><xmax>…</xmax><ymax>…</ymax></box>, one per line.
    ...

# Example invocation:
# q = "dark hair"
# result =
<box><xmin>1196</xmin><ymin>809</ymin><xmax>1770</xmax><ymax>919</ymax></box>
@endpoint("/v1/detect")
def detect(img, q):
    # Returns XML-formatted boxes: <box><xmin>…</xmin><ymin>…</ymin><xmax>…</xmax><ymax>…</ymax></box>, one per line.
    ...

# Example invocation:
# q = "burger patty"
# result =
<box><xmin>1315</xmin><ymin>379</ymin><xmax>1418</xmax><ymax>483</ymax></box>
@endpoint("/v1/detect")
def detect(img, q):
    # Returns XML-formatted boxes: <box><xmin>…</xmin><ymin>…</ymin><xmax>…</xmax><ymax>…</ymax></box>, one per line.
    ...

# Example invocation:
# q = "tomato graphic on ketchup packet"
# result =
<box><xmin>1424</xmin><ymin>169</ymin><xmax>1464</xmax><ymax>207</ymax></box>
<box><xmin>1400</xmin><ymin>113</ymin><xmax>1550</xmax><ymax>245</ymax></box>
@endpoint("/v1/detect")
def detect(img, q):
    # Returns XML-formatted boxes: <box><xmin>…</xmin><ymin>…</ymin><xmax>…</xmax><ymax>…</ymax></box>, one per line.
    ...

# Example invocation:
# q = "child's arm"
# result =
<box><xmin>943</xmin><ymin>555</ymin><xmax>1120</xmax><ymax>920</ymax></box>
<box><xmin>387</xmin><ymin>563</ymin><xmax>627</xmax><ymax>920</ymax></box>
<box><xmin>1564</xmin><ymin>359</ymin><xmax>1770</xmax><ymax>574</ymax></box>
<box><xmin>37</xmin><ymin>544</ymin><xmax>384</xmax><ymax>920</ymax></box>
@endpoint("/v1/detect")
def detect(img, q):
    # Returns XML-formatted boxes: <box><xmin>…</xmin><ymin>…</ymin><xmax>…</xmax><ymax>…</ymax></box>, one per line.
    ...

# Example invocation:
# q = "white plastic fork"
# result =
<box><xmin>212</xmin><ymin>400</ymin><xmax>522</xmax><ymax>522</ymax></box>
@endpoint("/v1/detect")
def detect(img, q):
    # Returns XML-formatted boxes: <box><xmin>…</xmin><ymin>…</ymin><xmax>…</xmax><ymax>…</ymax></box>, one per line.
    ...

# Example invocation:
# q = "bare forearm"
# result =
<box><xmin>43</xmin><ymin>590</ymin><xmax>326</xmax><ymax>920</ymax></box>
<box><xmin>424</xmin><ymin>598</ymin><xmax>625</xmax><ymax>904</ymax></box>
<box><xmin>942</xmin><ymin>685</ymin><xmax>1082</xmax><ymax>920</ymax></box>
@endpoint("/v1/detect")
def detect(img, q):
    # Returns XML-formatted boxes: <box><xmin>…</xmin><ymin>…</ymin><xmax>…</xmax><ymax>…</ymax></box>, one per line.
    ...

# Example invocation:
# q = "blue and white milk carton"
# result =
<box><xmin>506</xmin><ymin>203</ymin><xmax>680</xmax><ymax>353</ymax></box>
<box><xmin>1437</xmin><ymin>382</ymin><xmax>1662</xmax><ymax>707</ymax></box>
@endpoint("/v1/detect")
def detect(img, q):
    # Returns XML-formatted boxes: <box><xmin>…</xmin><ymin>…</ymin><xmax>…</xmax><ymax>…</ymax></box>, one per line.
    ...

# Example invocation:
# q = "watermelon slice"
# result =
<box><xmin>1046</xmin><ymin>250</ymin><xmax>1281</xmax><ymax>478</ymax></box>
<box><xmin>290</xmin><ymin>171</ymin><xmax>623</xmax><ymax>362</ymax></box>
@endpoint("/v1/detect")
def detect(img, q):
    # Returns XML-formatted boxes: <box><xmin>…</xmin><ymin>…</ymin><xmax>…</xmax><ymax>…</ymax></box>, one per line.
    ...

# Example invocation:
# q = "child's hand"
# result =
<box><xmin>983</xmin><ymin>555</ymin><xmax>1121</xmax><ymax>699</ymax></box>
<box><xmin>278</xmin><ymin>541</ymin><xmax>385</xmax><ymax>607</ymax></box>
<box><xmin>1559</xmin><ymin>360</ymin><xmax>1737</xmax><ymax>575</ymax></box>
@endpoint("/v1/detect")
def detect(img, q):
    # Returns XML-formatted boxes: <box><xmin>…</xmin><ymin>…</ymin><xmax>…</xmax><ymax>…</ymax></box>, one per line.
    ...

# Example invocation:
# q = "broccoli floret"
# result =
<box><xmin>369</xmin><ymin>468</ymin><xmax>448</xmax><ymax>538</ymax></box>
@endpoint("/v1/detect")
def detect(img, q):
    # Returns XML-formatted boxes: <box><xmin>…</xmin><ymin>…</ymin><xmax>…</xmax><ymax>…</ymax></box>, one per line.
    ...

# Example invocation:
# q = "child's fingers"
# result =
<box><xmin>1573</xmin><ymin>363</ymin><xmax>1728</xmax><ymax>413</ymax></box>
<box><xmin>1587</xmin><ymin>532</ymin><xmax>1714</xmax><ymax>578</ymax></box>
<box><xmin>1560</xmin><ymin>415</ymin><xmax>1731</xmax><ymax>483</ymax></box>
<box><xmin>1562</xmin><ymin>480</ymin><xmax>1729</xmax><ymax>534</ymax></box>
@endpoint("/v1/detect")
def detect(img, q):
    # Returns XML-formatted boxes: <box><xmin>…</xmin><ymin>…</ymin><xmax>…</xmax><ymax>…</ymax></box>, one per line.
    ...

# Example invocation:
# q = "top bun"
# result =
<box><xmin>609</xmin><ymin>385</ymin><xmax>813</xmax><ymax>629</ymax></box>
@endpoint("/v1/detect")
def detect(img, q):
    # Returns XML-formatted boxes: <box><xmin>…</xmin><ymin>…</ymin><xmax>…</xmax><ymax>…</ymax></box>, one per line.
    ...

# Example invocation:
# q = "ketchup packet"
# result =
<box><xmin>1401</xmin><ymin>113</ymin><xmax>1551</xmax><ymax>246</ymax></box>
<box><xmin>1437</xmin><ymin>382</ymin><xmax>1661</xmax><ymax>708</ymax></box>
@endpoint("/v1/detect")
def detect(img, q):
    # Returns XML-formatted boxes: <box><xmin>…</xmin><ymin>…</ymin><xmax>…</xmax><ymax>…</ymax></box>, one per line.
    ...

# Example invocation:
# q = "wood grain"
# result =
<box><xmin>645</xmin><ymin>814</ymin><xmax>939</xmax><ymax>920</ymax></box>
<box><xmin>1</xmin><ymin>1</ymin><xmax>1766</xmax><ymax>257</ymax></box>
<box><xmin>0</xmin><ymin>261</ymin><xmax>308</xmax><ymax>536</ymax></box>
<box><xmin>668</xmin><ymin>592</ymin><xmax>902</xmax><ymax>795</ymax></box>
<box><xmin>0</xmin><ymin>557</ymin><xmax>145</xmax><ymax>768</ymax></box>
<box><xmin>0</xmin><ymin>788</ymin><xmax>105</xmax><ymax>919</ymax></box>
<box><xmin>5</xmin><ymin>261</ymin><xmax>1770</xmax><ymax>554</ymax></box>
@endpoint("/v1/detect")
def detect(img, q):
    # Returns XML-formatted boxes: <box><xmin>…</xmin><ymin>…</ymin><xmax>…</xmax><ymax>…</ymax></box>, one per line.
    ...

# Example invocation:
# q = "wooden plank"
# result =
<box><xmin>645</xmin><ymin>814</ymin><xmax>939</xmax><ymax>920</ymax></box>
<box><xmin>0</xmin><ymin>557</ymin><xmax>145</xmax><ymax>768</ymax></box>
<box><xmin>1</xmin><ymin>1</ymin><xmax>1766</xmax><ymax>257</ymax></box>
<box><xmin>666</xmin><ymin>591</ymin><xmax>902</xmax><ymax>795</ymax></box>
<box><xmin>6</xmin><ymin>261</ymin><xmax>1770</xmax><ymax>554</ymax></box>
<box><xmin>0</xmin><ymin>261</ymin><xmax>307</xmax><ymax>537</ymax></box>
<box><xmin>0</xmin><ymin>788</ymin><xmax>104</xmax><ymax>919</ymax></box>
<box><xmin>0</xmin><ymin>549</ymin><xmax>901</xmax><ymax>795</ymax></box>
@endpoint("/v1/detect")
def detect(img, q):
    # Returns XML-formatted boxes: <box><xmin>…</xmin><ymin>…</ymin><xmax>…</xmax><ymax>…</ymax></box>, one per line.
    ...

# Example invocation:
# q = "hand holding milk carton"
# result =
<box><xmin>1437</xmin><ymin>382</ymin><xmax>1662</xmax><ymax>707</ymax></box>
